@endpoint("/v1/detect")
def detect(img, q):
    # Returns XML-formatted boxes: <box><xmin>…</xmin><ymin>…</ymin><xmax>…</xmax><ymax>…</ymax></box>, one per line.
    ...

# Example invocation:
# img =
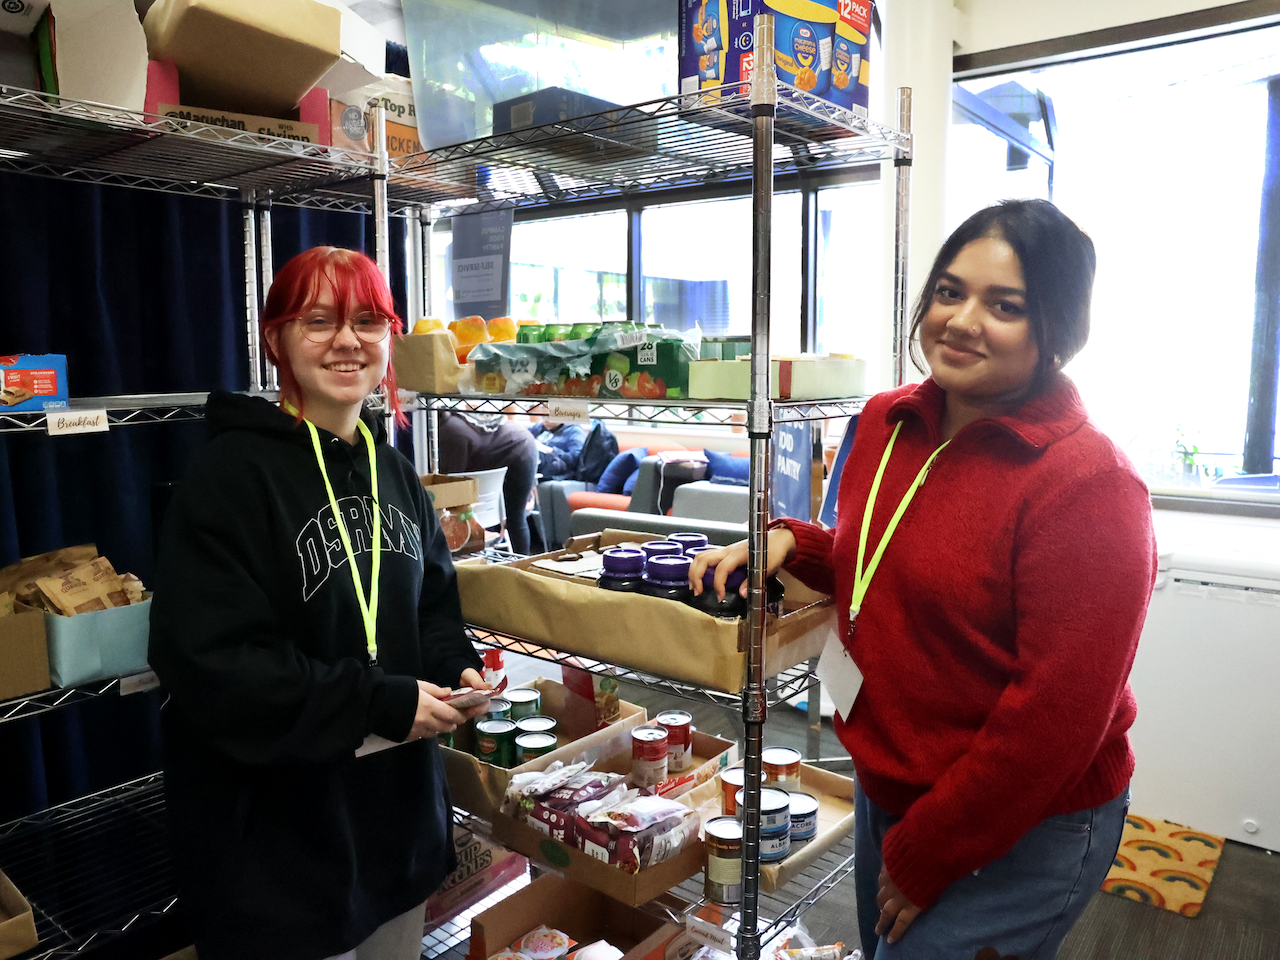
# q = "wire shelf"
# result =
<box><xmin>413</xmin><ymin>394</ymin><xmax>865</xmax><ymax>427</ymax></box>
<box><xmin>0</xmin><ymin>391</ymin><xmax>287</xmax><ymax>434</ymax></box>
<box><xmin>0</xmin><ymin>671</ymin><xmax>158</xmax><ymax>726</ymax></box>
<box><xmin>0</xmin><ymin>86</ymin><xmax>378</xmax><ymax>210</ymax></box>
<box><xmin>391</xmin><ymin>84</ymin><xmax>908</xmax><ymax>217</ymax></box>
<box><xmin>0</xmin><ymin>774</ymin><xmax>176</xmax><ymax>960</ymax></box>
<box><xmin>467</xmin><ymin>628</ymin><xmax>817</xmax><ymax>708</ymax></box>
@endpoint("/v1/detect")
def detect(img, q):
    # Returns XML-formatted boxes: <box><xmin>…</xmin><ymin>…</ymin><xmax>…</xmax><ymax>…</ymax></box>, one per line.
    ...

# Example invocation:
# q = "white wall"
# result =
<box><xmin>954</xmin><ymin>0</ymin><xmax>1248</xmax><ymax>55</ymax></box>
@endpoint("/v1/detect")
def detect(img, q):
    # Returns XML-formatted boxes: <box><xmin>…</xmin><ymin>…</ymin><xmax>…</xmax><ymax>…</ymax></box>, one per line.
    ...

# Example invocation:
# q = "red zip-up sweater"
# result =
<box><xmin>779</xmin><ymin>375</ymin><xmax>1156</xmax><ymax>910</ymax></box>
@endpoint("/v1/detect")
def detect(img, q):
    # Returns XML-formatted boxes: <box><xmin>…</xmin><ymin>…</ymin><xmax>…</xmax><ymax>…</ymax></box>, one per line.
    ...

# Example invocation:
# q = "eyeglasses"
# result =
<box><xmin>296</xmin><ymin>312</ymin><xmax>393</xmax><ymax>344</ymax></box>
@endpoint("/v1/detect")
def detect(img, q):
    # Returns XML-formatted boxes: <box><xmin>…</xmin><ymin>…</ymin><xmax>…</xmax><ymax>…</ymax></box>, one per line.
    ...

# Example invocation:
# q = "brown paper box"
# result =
<box><xmin>455</xmin><ymin>530</ymin><xmax>837</xmax><ymax>694</ymax></box>
<box><xmin>0</xmin><ymin>601</ymin><xmax>50</xmax><ymax>701</ymax></box>
<box><xmin>710</xmin><ymin>762</ymin><xmax>856</xmax><ymax>893</ymax></box>
<box><xmin>392</xmin><ymin>331</ymin><xmax>464</xmax><ymax>394</ymax></box>
<box><xmin>441</xmin><ymin>677</ymin><xmax>646</xmax><ymax>820</ymax></box>
<box><xmin>466</xmin><ymin>874</ymin><xmax>677</xmax><ymax>960</ymax></box>
<box><xmin>0</xmin><ymin>870</ymin><xmax>38</xmax><ymax>960</ymax></box>
<box><xmin>424</xmin><ymin>825</ymin><xmax>528</xmax><ymax>925</ymax></box>
<box><xmin>420</xmin><ymin>474</ymin><xmax>479</xmax><ymax>512</ymax></box>
<box><xmin>158</xmin><ymin>103</ymin><xmax>321</xmax><ymax>143</ymax></box>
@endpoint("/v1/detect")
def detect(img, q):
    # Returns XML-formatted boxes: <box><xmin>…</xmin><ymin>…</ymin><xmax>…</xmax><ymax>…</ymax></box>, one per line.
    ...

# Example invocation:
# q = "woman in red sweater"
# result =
<box><xmin>690</xmin><ymin>200</ymin><xmax>1157</xmax><ymax>960</ymax></box>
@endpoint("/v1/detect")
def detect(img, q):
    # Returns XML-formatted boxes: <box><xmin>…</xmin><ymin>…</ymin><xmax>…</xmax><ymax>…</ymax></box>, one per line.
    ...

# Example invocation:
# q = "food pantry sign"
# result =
<box><xmin>452</xmin><ymin>209</ymin><xmax>513</xmax><ymax>319</ymax></box>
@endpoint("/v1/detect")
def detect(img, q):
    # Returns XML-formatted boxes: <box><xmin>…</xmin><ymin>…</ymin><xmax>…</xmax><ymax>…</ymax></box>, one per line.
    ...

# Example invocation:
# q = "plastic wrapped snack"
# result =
<box><xmin>512</xmin><ymin>926</ymin><xmax>578</xmax><ymax>960</ymax></box>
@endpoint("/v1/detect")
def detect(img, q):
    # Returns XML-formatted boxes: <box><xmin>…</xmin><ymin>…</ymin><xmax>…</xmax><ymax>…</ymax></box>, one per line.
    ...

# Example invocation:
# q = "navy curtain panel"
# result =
<box><xmin>0</xmin><ymin>169</ymin><xmax>408</xmax><ymax>824</ymax></box>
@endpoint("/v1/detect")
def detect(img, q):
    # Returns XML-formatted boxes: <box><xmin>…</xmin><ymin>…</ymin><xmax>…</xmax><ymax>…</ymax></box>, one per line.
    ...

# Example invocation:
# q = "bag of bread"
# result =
<box><xmin>35</xmin><ymin>557</ymin><xmax>130</xmax><ymax>615</ymax></box>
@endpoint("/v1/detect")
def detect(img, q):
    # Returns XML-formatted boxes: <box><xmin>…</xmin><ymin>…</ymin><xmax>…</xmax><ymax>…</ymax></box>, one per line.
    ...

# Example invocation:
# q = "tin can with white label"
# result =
<box><xmin>760</xmin><ymin>823</ymin><xmax>792</xmax><ymax>863</ymax></box>
<box><xmin>655</xmin><ymin>709</ymin><xmax>694</xmax><ymax>773</ymax></box>
<box><xmin>762</xmin><ymin>746</ymin><xmax>803</xmax><ymax>788</ymax></box>
<box><xmin>515</xmin><ymin>731</ymin><xmax>558</xmax><ymax>764</ymax></box>
<box><xmin>736</xmin><ymin>787</ymin><xmax>793</xmax><ymax>832</ymax></box>
<box><xmin>788</xmin><ymin>792</ymin><xmax>820</xmax><ymax>841</ymax></box>
<box><xmin>705</xmin><ymin>815</ymin><xmax>743</xmax><ymax>905</ymax></box>
<box><xmin>720</xmin><ymin>766</ymin><xmax>746</xmax><ymax>814</ymax></box>
<box><xmin>474</xmin><ymin>719</ymin><xmax>516</xmax><ymax>767</ymax></box>
<box><xmin>631</xmin><ymin>725</ymin><xmax>669</xmax><ymax>788</ymax></box>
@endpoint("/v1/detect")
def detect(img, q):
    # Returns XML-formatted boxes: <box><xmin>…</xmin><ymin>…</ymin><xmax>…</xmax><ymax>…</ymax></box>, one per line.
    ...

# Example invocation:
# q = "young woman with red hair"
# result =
<box><xmin>150</xmin><ymin>247</ymin><xmax>490</xmax><ymax>960</ymax></box>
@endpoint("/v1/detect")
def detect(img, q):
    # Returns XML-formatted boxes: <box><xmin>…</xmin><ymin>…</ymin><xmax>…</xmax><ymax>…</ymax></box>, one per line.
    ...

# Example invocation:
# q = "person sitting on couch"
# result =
<box><xmin>529</xmin><ymin>418</ymin><xmax>587</xmax><ymax>481</ymax></box>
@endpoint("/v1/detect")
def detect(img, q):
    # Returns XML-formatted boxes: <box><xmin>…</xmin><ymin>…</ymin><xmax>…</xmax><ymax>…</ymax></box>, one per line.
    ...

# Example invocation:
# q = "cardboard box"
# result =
<box><xmin>420</xmin><ymin>473</ymin><xmax>479</xmax><ymax>512</ymax></box>
<box><xmin>157</xmin><ymin>102</ymin><xmax>321</xmax><ymax>143</ymax></box>
<box><xmin>441</xmin><ymin>676</ymin><xmax>647</xmax><ymax>819</ymax></box>
<box><xmin>0</xmin><ymin>870</ymin><xmax>38</xmax><ymax>960</ymax></box>
<box><xmin>45</xmin><ymin>597</ymin><xmax>151</xmax><ymax>687</ymax></box>
<box><xmin>142</xmin><ymin>0</ymin><xmax>340</xmax><ymax>117</ymax></box>
<box><xmin>678</xmin><ymin>0</ymin><xmax>873</xmax><ymax>118</ymax></box>
<box><xmin>457</xmin><ymin>531</ymin><xmax>836</xmax><ymax>694</ymax></box>
<box><xmin>30</xmin><ymin>0</ymin><xmax>150</xmax><ymax>111</ymax></box>
<box><xmin>392</xmin><ymin>331</ymin><xmax>464</xmax><ymax>394</ymax></box>
<box><xmin>780</xmin><ymin>356</ymin><xmax>866</xmax><ymax>400</ymax></box>
<box><xmin>466</xmin><ymin>874</ymin><xmax>676</xmax><ymax>960</ymax></box>
<box><xmin>311</xmin><ymin>0</ymin><xmax>385</xmax><ymax>99</ymax></box>
<box><xmin>0</xmin><ymin>601</ymin><xmax>50</xmax><ymax>701</ymax></box>
<box><xmin>688</xmin><ymin>358</ymin><xmax>780</xmax><ymax>400</ymax></box>
<box><xmin>424</xmin><ymin>825</ymin><xmax>528</xmax><ymax>927</ymax></box>
<box><xmin>712</xmin><ymin>761</ymin><xmax>856</xmax><ymax>893</ymax></box>
<box><xmin>0</xmin><ymin>354</ymin><xmax>67</xmax><ymax>412</ymax></box>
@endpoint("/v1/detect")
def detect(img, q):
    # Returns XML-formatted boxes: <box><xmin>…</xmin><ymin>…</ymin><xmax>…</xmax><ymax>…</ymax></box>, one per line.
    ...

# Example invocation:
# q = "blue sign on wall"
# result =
<box><xmin>770</xmin><ymin>421</ymin><xmax>813</xmax><ymax>522</ymax></box>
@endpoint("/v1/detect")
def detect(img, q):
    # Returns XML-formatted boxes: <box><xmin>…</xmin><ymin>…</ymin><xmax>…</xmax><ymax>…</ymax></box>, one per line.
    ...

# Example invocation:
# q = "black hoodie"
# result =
<box><xmin>149</xmin><ymin>391</ymin><xmax>482</xmax><ymax>960</ymax></box>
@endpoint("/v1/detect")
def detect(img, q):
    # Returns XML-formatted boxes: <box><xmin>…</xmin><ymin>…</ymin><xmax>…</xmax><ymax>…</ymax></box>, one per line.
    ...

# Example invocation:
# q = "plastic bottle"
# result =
<box><xmin>598</xmin><ymin>547</ymin><xmax>646</xmax><ymax>592</ymax></box>
<box><xmin>640</xmin><ymin>554</ymin><xmax>693</xmax><ymax>602</ymax></box>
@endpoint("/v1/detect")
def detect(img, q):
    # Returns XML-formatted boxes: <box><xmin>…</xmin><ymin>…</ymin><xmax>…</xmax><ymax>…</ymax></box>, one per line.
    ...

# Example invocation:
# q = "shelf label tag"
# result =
<box><xmin>685</xmin><ymin>915</ymin><xmax>734</xmax><ymax>954</ymax></box>
<box><xmin>46</xmin><ymin>409</ymin><xmax>109</xmax><ymax>436</ymax></box>
<box><xmin>119</xmin><ymin>670</ymin><xmax>159</xmax><ymax>696</ymax></box>
<box><xmin>545</xmin><ymin>398</ymin><xmax>590</xmax><ymax>425</ymax></box>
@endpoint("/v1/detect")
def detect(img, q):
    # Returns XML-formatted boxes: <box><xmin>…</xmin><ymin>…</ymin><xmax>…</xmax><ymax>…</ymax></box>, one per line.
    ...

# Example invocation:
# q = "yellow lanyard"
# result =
<box><xmin>304</xmin><ymin>418</ymin><xmax>382</xmax><ymax>665</ymax></box>
<box><xmin>850</xmin><ymin>422</ymin><xmax>949</xmax><ymax>624</ymax></box>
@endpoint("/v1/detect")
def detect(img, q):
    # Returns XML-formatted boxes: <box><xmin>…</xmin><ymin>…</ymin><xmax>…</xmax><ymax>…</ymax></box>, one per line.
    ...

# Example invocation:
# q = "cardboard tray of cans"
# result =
<box><xmin>441</xmin><ymin>676</ymin><xmax>647</xmax><ymax>821</ymax></box>
<box><xmin>489</xmin><ymin>726</ymin><xmax>737</xmax><ymax>907</ymax></box>
<box><xmin>712</xmin><ymin>761</ymin><xmax>856</xmax><ymax>893</ymax></box>
<box><xmin>454</xmin><ymin>529</ymin><xmax>837</xmax><ymax>694</ymax></box>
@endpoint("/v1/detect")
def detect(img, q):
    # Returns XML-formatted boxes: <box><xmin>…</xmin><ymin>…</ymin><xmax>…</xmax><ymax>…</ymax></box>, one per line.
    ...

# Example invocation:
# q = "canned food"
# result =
<box><xmin>544</xmin><ymin>323</ymin><xmax>573</xmax><ymax>342</ymax></box>
<box><xmin>760</xmin><ymin>824</ymin><xmax>792</xmax><ymax>863</ymax></box>
<box><xmin>655</xmin><ymin>709</ymin><xmax>694</xmax><ymax>773</ymax></box>
<box><xmin>735</xmin><ymin>787</ymin><xmax>792</xmax><ymax>832</ymax></box>
<box><xmin>631</xmin><ymin>725</ymin><xmax>669</xmax><ymax>788</ymax></box>
<box><xmin>788</xmin><ymin>792</ymin><xmax>820</xmax><ymax>841</ymax></box>
<box><xmin>762</xmin><ymin>746</ymin><xmax>802</xmax><ymax>788</ymax></box>
<box><xmin>475</xmin><ymin>718</ymin><xmax>517</xmax><ymax>767</ymax></box>
<box><xmin>515</xmin><ymin>731</ymin><xmax>558</xmax><ymax>764</ymax></box>
<box><xmin>516</xmin><ymin>321</ymin><xmax>544</xmax><ymax>344</ymax></box>
<box><xmin>515</xmin><ymin>714</ymin><xmax>558</xmax><ymax>737</ymax></box>
<box><xmin>568</xmin><ymin>322</ymin><xmax>600</xmax><ymax>340</ymax></box>
<box><xmin>437</xmin><ymin>729</ymin><xmax>454</xmax><ymax>750</ymax></box>
<box><xmin>720</xmin><ymin>766</ymin><xmax>745</xmax><ymax>814</ymax></box>
<box><xmin>484</xmin><ymin>697</ymin><xmax>512</xmax><ymax>721</ymax></box>
<box><xmin>505</xmin><ymin>688</ymin><xmax>542</xmax><ymax>721</ymax></box>
<box><xmin>481</xmin><ymin>648</ymin><xmax>505</xmax><ymax>688</ymax></box>
<box><xmin>704</xmin><ymin>815</ymin><xmax>743</xmax><ymax>905</ymax></box>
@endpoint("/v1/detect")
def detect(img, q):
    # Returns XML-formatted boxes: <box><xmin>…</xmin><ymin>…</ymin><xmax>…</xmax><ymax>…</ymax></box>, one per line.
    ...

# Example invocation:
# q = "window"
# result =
<box><xmin>641</xmin><ymin>193</ymin><xmax>802</xmax><ymax>353</ymax></box>
<box><xmin>816</xmin><ymin>181</ymin><xmax>888</xmax><ymax>389</ymax></box>
<box><xmin>952</xmin><ymin>25</ymin><xmax>1280</xmax><ymax>500</ymax></box>
<box><xmin>509</xmin><ymin>211</ymin><xmax>627</xmax><ymax>323</ymax></box>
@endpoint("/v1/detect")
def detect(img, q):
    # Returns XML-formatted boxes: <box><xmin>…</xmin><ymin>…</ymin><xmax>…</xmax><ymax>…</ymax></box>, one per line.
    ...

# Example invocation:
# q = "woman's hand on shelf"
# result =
<box><xmin>687</xmin><ymin>526</ymin><xmax>797</xmax><ymax>600</ymax></box>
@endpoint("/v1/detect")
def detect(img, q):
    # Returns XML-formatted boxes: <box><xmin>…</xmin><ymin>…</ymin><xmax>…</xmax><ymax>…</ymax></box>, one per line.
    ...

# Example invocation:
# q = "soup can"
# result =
<box><xmin>762</xmin><ymin>746</ymin><xmax>802</xmax><ymax>788</ymax></box>
<box><xmin>720</xmin><ymin>766</ymin><xmax>746</xmax><ymax>814</ymax></box>
<box><xmin>788</xmin><ymin>792</ymin><xmax>820</xmax><ymax>841</ymax></box>
<box><xmin>484</xmin><ymin>697</ymin><xmax>512</xmax><ymax>721</ymax></box>
<box><xmin>475</xmin><ymin>719</ymin><xmax>517</xmax><ymax>767</ymax></box>
<box><xmin>704</xmin><ymin>815</ymin><xmax>743</xmax><ymax>905</ymax></box>
<box><xmin>437</xmin><ymin>729</ymin><xmax>454</xmax><ymax>750</ymax></box>
<box><xmin>655</xmin><ymin>709</ymin><xmax>694</xmax><ymax>773</ymax></box>
<box><xmin>515</xmin><ymin>731</ymin><xmax>558</xmax><ymax>764</ymax></box>
<box><xmin>515</xmin><ymin>714</ymin><xmax>558</xmax><ymax>737</ymax></box>
<box><xmin>631</xmin><ymin>725</ymin><xmax>669</xmax><ymax>788</ymax></box>
<box><xmin>760</xmin><ymin>824</ymin><xmax>792</xmax><ymax>863</ymax></box>
<box><xmin>736</xmin><ymin>787</ymin><xmax>792</xmax><ymax>832</ymax></box>
<box><xmin>481</xmin><ymin>648</ymin><xmax>505</xmax><ymax>688</ymax></box>
<box><xmin>505</xmin><ymin>687</ymin><xmax>542</xmax><ymax>721</ymax></box>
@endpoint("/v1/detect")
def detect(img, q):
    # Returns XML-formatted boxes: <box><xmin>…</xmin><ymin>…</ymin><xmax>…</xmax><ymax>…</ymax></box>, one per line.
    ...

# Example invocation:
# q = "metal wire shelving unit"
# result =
<box><xmin>0</xmin><ymin>774</ymin><xmax>176</xmax><ymax>960</ymax></box>
<box><xmin>0</xmin><ymin>670</ymin><xmax>158</xmax><ymax>725</ymax></box>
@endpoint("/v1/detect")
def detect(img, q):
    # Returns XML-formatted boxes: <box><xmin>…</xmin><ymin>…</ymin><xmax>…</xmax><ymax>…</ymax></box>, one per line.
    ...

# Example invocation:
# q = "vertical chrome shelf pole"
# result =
<box><xmin>892</xmin><ymin>88</ymin><xmax>914</xmax><ymax>387</ymax></box>
<box><xmin>740</xmin><ymin>14</ymin><xmax>777</xmax><ymax>960</ymax></box>
<box><xmin>258</xmin><ymin>197</ymin><xmax>277</xmax><ymax>391</ymax></box>
<box><xmin>373</xmin><ymin>104</ymin><xmax>391</xmax><ymax>284</ymax></box>
<box><xmin>241</xmin><ymin>188</ymin><xmax>262</xmax><ymax>392</ymax></box>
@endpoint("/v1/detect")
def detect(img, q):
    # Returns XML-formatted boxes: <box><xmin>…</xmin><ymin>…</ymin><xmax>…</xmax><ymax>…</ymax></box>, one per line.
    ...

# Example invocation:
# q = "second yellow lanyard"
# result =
<box><xmin>850</xmin><ymin>422</ymin><xmax>949</xmax><ymax>624</ymax></box>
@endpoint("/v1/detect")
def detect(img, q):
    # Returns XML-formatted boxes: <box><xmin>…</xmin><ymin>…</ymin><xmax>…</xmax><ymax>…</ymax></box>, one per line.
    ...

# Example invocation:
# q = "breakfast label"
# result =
<box><xmin>46</xmin><ymin>409</ymin><xmax>109</xmax><ymax>436</ymax></box>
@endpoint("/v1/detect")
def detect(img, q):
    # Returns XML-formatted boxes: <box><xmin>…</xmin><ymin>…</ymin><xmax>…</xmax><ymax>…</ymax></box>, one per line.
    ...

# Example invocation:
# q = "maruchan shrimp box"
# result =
<box><xmin>0</xmin><ymin>355</ymin><xmax>67</xmax><ymax>411</ymax></box>
<box><xmin>678</xmin><ymin>0</ymin><xmax>873</xmax><ymax>118</ymax></box>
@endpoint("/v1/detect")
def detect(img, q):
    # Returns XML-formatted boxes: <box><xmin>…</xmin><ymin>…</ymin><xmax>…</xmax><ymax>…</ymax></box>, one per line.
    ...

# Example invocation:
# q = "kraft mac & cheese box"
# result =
<box><xmin>678</xmin><ymin>0</ymin><xmax>873</xmax><ymax>118</ymax></box>
<box><xmin>0</xmin><ymin>355</ymin><xmax>68</xmax><ymax>411</ymax></box>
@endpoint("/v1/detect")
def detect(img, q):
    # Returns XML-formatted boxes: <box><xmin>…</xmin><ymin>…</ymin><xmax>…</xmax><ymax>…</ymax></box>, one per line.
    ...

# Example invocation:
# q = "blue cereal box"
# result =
<box><xmin>0</xmin><ymin>354</ymin><xmax>68</xmax><ymax>411</ymax></box>
<box><xmin>678</xmin><ymin>0</ymin><xmax>873</xmax><ymax>118</ymax></box>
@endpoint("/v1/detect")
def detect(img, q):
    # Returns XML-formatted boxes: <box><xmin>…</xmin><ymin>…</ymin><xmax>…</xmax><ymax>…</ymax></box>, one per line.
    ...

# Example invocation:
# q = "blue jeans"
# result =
<box><xmin>854</xmin><ymin>783</ymin><xmax>1130</xmax><ymax>960</ymax></box>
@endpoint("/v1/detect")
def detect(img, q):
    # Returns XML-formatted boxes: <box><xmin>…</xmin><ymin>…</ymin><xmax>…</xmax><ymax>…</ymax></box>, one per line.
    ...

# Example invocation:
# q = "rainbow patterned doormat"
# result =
<box><xmin>1100</xmin><ymin>814</ymin><xmax>1225</xmax><ymax>917</ymax></box>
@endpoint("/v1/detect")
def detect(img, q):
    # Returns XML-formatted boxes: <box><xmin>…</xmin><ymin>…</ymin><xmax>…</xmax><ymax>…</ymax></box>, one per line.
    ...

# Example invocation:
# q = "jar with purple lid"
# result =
<box><xmin>669</xmin><ymin>532</ymin><xmax>709</xmax><ymax>553</ymax></box>
<box><xmin>685</xmin><ymin>545</ymin><xmax>715</xmax><ymax>559</ymax></box>
<box><xmin>598</xmin><ymin>547</ymin><xmax>646</xmax><ymax>592</ymax></box>
<box><xmin>639</xmin><ymin>540</ymin><xmax>684</xmax><ymax>561</ymax></box>
<box><xmin>687</xmin><ymin>565</ymin><xmax>748</xmax><ymax>618</ymax></box>
<box><xmin>640</xmin><ymin>554</ymin><xmax>692</xmax><ymax>602</ymax></box>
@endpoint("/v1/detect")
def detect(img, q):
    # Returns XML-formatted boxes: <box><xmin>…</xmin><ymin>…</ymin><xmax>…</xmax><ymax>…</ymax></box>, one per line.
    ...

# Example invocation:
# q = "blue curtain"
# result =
<box><xmin>0</xmin><ymin>170</ymin><xmax>407</xmax><ymax>824</ymax></box>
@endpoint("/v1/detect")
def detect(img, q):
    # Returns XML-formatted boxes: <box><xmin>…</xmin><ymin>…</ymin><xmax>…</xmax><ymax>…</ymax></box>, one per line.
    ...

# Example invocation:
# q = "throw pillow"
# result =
<box><xmin>597</xmin><ymin>447</ymin><xmax>648</xmax><ymax>495</ymax></box>
<box><xmin>705</xmin><ymin>449</ymin><xmax>749</xmax><ymax>486</ymax></box>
